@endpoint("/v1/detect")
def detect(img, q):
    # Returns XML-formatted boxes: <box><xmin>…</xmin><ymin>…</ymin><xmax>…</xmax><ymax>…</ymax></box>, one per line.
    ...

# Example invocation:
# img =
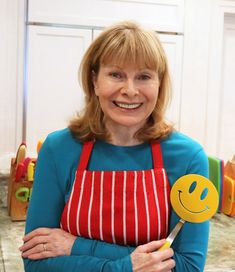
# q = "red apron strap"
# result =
<box><xmin>151</xmin><ymin>141</ymin><xmax>164</xmax><ymax>169</ymax></box>
<box><xmin>77</xmin><ymin>141</ymin><xmax>95</xmax><ymax>170</ymax></box>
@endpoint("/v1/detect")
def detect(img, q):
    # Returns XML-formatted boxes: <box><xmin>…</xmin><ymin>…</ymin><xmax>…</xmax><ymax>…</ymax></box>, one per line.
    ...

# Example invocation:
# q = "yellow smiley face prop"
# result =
<box><xmin>170</xmin><ymin>174</ymin><xmax>219</xmax><ymax>223</ymax></box>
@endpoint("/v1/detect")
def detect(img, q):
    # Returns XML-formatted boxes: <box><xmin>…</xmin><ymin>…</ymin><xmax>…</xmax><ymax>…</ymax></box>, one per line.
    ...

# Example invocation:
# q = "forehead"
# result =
<box><xmin>101</xmin><ymin>57</ymin><xmax>157</xmax><ymax>72</ymax></box>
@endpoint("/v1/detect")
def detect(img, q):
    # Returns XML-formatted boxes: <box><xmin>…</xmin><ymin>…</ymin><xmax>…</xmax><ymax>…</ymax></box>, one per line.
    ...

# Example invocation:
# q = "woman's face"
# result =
<box><xmin>92</xmin><ymin>63</ymin><xmax>160</xmax><ymax>132</ymax></box>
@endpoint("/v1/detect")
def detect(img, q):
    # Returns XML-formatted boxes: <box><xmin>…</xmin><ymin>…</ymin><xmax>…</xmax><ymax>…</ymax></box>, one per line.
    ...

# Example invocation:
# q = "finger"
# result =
<box><xmin>22</xmin><ymin>243</ymin><xmax>47</xmax><ymax>258</ymax></box>
<box><xmin>156</xmin><ymin>258</ymin><xmax>176</xmax><ymax>271</ymax></box>
<box><xmin>23</xmin><ymin>228</ymin><xmax>51</xmax><ymax>242</ymax></box>
<box><xmin>26</xmin><ymin>244</ymin><xmax>61</xmax><ymax>260</ymax></box>
<box><xmin>151</xmin><ymin>247</ymin><xmax>174</xmax><ymax>261</ymax></box>
<box><xmin>135</xmin><ymin>239</ymin><xmax>166</xmax><ymax>253</ymax></box>
<box><xmin>20</xmin><ymin>235</ymin><xmax>49</xmax><ymax>252</ymax></box>
<box><xmin>27</xmin><ymin>251</ymin><xmax>53</xmax><ymax>260</ymax></box>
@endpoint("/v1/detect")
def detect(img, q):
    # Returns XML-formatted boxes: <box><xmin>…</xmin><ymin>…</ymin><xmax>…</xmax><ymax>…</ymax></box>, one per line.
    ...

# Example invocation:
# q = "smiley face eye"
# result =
<box><xmin>200</xmin><ymin>188</ymin><xmax>209</xmax><ymax>200</ymax></box>
<box><xmin>189</xmin><ymin>181</ymin><xmax>197</xmax><ymax>193</ymax></box>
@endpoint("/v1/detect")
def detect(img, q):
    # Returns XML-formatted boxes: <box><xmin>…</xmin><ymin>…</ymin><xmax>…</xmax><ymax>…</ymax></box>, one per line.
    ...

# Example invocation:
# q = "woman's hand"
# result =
<box><xmin>19</xmin><ymin>228</ymin><xmax>76</xmax><ymax>260</ymax></box>
<box><xmin>131</xmin><ymin>240</ymin><xmax>175</xmax><ymax>272</ymax></box>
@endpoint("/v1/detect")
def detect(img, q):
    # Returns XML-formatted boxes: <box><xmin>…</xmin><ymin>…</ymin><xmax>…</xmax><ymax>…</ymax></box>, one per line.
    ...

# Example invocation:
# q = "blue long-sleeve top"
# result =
<box><xmin>23</xmin><ymin>128</ymin><xmax>209</xmax><ymax>272</ymax></box>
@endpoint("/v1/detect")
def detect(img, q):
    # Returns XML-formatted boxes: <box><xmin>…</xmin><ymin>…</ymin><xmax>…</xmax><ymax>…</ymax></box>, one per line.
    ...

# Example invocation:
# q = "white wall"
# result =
<box><xmin>205</xmin><ymin>0</ymin><xmax>235</xmax><ymax>160</ymax></box>
<box><xmin>1</xmin><ymin>0</ymin><xmax>235</xmax><ymax>171</ymax></box>
<box><xmin>219</xmin><ymin>15</ymin><xmax>235</xmax><ymax>160</ymax></box>
<box><xmin>168</xmin><ymin>0</ymin><xmax>235</xmax><ymax>161</ymax></box>
<box><xmin>0</xmin><ymin>0</ymin><xmax>25</xmax><ymax>171</ymax></box>
<box><xmin>180</xmin><ymin>0</ymin><xmax>213</xmax><ymax>145</ymax></box>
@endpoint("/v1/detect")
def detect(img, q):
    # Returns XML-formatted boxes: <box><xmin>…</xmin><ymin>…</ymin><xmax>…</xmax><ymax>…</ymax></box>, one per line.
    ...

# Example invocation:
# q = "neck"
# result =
<box><xmin>105</xmin><ymin>123</ymin><xmax>143</xmax><ymax>146</ymax></box>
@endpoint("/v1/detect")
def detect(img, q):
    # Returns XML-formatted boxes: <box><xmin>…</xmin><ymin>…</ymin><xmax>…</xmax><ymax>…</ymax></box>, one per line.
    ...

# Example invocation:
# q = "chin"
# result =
<box><xmin>115</xmin><ymin>119</ymin><xmax>146</xmax><ymax>129</ymax></box>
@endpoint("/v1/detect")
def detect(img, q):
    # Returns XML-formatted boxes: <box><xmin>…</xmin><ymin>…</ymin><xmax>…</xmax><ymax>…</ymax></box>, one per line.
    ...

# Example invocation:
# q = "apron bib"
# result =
<box><xmin>60</xmin><ymin>141</ymin><xmax>171</xmax><ymax>246</ymax></box>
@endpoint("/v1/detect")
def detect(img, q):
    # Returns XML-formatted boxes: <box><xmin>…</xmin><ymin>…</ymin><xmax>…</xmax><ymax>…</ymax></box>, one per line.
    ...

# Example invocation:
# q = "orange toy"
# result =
<box><xmin>37</xmin><ymin>140</ymin><xmax>44</xmax><ymax>154</ymax></box>
<box><xmin>224</xmin><ymin>155</ymin><xmax>235</xmax><ymax>179</ymax></box>
<box><xmin>221</xmin><ymin>175</ymin><xmax>235</xmax><ymax>216</ymax></box>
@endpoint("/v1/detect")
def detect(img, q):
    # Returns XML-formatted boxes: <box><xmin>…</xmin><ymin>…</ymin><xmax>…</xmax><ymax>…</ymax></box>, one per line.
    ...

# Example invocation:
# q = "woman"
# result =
<box><xmin>20</xmin><ymin>21</ymin><xmax>209</xmax><ymax>272</ymax></box>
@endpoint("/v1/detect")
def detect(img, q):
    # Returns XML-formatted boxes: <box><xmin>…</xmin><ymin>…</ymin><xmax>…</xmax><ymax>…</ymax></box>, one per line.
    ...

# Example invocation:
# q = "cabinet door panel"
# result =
<box><xmin>28</xmin><ymin>0</ymin><xmax>184</xmax><ymax>33</ymax></box>
<box><xmin>218</xmin><ymin>19</ymin><xmax>235</xmax><ymax>159</ymax></box>
<box><xmin>26</xmin><ymin>26</ymin><xmax>91</xmax><ymax>155</ymax></box>
<box><xmin>158</xmin><ymin>34</ymin><xmax>183</xmax><ymax>128</ymax></box>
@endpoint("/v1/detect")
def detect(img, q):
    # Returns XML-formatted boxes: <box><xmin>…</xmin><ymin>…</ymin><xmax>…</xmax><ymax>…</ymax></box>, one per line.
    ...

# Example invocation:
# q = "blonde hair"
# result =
<box><xmin>69</xmin><ymin>21</ymin><xmax>173</xmax><ymax>142</ymax></box>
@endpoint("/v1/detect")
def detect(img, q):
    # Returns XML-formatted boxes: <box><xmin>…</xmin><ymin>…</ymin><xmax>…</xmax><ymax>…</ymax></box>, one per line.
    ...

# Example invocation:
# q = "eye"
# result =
<box><xmin>189</xmin><ymin>181</ymin><xmax>197</xmax><ymax>193</ymax></box>
<box><xmin>109</xmin><ymin>72</ymin><xmax>122</xmax><ymax>79</ymax></box>
<box><xmin>138</xmin><ymin>74</ymin><xmax>151</xmax><ymax>80</ymax></box>
<box><xmin>200</xmin><ymin>188</ymin><xmax>208</xmax><ymax>200</ymax></box>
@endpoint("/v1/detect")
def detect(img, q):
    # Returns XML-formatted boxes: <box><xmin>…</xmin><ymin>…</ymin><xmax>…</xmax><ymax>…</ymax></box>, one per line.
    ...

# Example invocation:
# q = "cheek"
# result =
<box><xmin>96</xmin><ymin>82</ymin><xmax>116</xmax><ymax>98</ymax></box>
<box><xmin>146</xmin><ymin>90</ymin><xmax>159</xmax><ymax>108</ymax></box>
<box><xmin>145</xmin><ymin>84</ymin><xmax>159</xmax><ymax>100</ymax></box>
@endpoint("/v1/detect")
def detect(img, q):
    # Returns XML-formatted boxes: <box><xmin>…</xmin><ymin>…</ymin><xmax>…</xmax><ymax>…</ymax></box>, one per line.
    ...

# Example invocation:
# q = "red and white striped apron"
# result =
<box><xmin>60</xmin><ymin>141</ymin><xmax>171</xmax><ymax>246</ymax></box>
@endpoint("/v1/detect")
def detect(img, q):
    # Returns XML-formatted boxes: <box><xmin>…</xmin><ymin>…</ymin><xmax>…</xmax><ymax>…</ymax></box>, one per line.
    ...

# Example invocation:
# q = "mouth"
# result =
<box><xmin>113</xmin><ymin>101</ymin><xmax>143</xmax><ymax>110</ymax></box>
<box><xmin>178</xmin><ymin>190</ymin><xmax>209</xmax><ymax>214</ymax></box>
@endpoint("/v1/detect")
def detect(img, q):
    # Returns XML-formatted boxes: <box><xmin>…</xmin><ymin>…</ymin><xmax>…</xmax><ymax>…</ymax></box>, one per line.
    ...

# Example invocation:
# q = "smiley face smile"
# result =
<box><xmin>178</xmin><ymin>190</ymin><xmax>209</xmax><ymax>214</ymax></box>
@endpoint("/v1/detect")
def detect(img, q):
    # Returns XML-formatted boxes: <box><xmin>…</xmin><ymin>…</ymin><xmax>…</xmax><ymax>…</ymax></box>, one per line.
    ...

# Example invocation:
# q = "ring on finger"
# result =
<box><xmin>42</xmin><ymin>243</ymin><xmax>47</xmax><ymax>251</ymax></box>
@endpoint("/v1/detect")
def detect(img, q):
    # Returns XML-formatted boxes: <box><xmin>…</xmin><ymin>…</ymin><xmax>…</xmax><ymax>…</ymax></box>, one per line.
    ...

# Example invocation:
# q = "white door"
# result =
<box><xmin>218</xmin><ymin>15</ymin><xmax>235</xmax><ymax>160</ymax></box>
<box><xmin>158</xmin><ymin>34</ymin><xmax>183</xmax><ymax>128</ymax></box>
<box><xmin>26</xmin><ymin>26</ymin><xmax>92</xmax><ymax>155</ymax></box>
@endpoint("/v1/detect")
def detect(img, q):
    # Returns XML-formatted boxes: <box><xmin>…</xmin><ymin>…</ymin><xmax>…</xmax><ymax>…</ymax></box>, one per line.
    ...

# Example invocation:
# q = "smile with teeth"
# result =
<box><xmin>113</xmin><ymin>101</ymin><xmax>142</xmax><ymax>109</ymax></box>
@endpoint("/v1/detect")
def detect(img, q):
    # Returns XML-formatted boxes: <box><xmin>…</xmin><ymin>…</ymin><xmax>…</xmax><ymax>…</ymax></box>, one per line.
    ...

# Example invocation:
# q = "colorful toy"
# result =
<box><xmin>222</xmin><ymin>175</ymin><xmax>235</xmax><ymax>216</ymax></box>
<box><xmin>8</xmin><ymin>142</ymin><xmax>38</xmax><ymax>221</ymax></box>
<box><xmin>37</xmin><ymin>140</ymin><xmax>44</xmax><ymax>154</ymax></box>
<box><xmin>208</xmin><ymin>156</ymin><xmax>224</xmax><ymax>211</ymax></box>
<box><xmin>15</xmin><ymin>187</ymin><xmax>32</xmax><ymax>203</ymax></box>
<box><xmin>15</xmin><ymin>142</ymin><xmax>27</xmax><ymax>166</ymax></box>
<box><xmin>159</xmin><ymin>174</ymin><xmax>219</xmax><ymax>250</ymax></box>
<box><xmin>171</xmin><ymin>174</ymin><xmax>219</xmax><ymax>223</ymax></box>
<box><xmin>221</xmin><ymin>156</ymin><xmax>235</xmax><ymax>217</ymax></box>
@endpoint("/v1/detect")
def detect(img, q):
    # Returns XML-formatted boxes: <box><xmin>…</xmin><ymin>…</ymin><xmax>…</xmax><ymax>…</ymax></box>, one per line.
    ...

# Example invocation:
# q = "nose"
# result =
<box><xmin>120</xmin><ymin>79</ymin><xmax>139</xmax><ymax>96</ymax></box>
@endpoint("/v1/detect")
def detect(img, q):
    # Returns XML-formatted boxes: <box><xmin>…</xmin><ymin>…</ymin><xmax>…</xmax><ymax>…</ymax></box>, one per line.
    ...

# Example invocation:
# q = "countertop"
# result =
<box><xmin>0</xmin><ymin>175</ymin><xmax>235</xmax><ymax>272</ymax></box>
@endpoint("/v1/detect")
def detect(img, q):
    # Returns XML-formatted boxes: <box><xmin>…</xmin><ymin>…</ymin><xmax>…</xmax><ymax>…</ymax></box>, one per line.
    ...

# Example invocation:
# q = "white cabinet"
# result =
<box><xmin>216</xmin><ymin>15</ymin><xmax>235</xmax><ymax>159</ymax></box>
<box><xmin>26</xmin><ymin>26</ymin><xmax>92</xmax><ymax>154</ymax></box>
<box><xmin>0</xmin><ymin>0</ymin><xmax>24</xmax><ymax>170</ymax></box>
<box><xmin>25</xmin><ymin>0</ymin><xmax>184</xmax><ymax>155</ymax></box>
<box><xmin>158</xmin><ymin>34</ymin><xmax>183</xmax><ymax>128</ymax></box>
<box><xmin>28</xmin><ymin>0</ymin><xmax>184</xmax><ymax>33</ymax></box>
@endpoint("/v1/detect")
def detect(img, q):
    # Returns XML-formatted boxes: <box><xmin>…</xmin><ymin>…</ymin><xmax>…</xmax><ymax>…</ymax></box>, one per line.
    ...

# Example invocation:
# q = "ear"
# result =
<box><xmin>92</xmin><ymin>70</ymin><xmax>99</xmax><ymax>95</ymax></box>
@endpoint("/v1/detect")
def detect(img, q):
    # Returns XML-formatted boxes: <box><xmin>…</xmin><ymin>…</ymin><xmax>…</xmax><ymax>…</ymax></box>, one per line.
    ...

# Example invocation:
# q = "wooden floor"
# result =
<box><xmin>0</xmin><ymin>175</ymin><xmax>235</xmax><ymax>272</ymax></box>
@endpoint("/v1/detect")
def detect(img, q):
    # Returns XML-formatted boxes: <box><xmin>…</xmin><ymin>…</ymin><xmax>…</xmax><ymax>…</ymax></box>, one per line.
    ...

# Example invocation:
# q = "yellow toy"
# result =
<box><xmin>27</xmin><ymin>161</ymin><xmax>35</xmax><ymax>182</ymax></box>
<box><xmin>159</xmin><ymin>174</ymin><xmax>219</xmax><ymax>250</ymax></box>
<box><xmin>170</xmin><ymin>174</ymin><xmax>219</xmax><ymax>223</ymax></box>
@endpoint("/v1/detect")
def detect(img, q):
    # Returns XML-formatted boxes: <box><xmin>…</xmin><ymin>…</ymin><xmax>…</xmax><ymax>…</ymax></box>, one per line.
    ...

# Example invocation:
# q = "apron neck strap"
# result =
<box><xmin>151</xmin><ymin>141</ymin><xmax>164</xmax><ymax>169</ymax></box>
<box><xmin>78</xmin><ymin>141</ymin><xmax>95</xmax><ymax>170</ymax></box>
<box><xmin>78</xmin><ymin>140</ymin><xmax>164</xmax><ymax>170</ymax></box>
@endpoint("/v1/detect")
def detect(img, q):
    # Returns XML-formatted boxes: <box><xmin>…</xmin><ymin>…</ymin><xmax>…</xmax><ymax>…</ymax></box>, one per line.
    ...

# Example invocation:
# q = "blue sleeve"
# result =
<box><xmin>24</xmin><ymin>255</ymin><xmax>132</xmax><ymax>272</ymax></box>
<box><xmin>71</xmin><ymin>237</ymin><xmax>135</xmax><ymax>260</ymax></box>
<box><xmin>23</xmin><ymin>136</ymin><xmax>133</xmax><ymax>272</ymax></box>
<box><xmin>171</xmin><ymin>148</ymin><xmax>210</xmax><ymax>272</ymax></box>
